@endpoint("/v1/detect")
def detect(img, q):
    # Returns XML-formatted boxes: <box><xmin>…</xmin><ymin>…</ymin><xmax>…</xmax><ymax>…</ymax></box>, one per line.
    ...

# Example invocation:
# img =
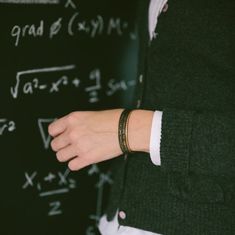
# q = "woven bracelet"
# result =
<box><xmin>118</xmin><ymin>109</ymin><xmax>133</xmax><ymax>154</ymax></box>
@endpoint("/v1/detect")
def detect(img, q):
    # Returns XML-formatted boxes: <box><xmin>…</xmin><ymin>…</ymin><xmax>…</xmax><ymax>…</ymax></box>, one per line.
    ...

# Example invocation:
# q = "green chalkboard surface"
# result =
<box><xmin>0</xmin><ymin>0</ymin><xmax>138</xmax><ymax>234</ymax></box>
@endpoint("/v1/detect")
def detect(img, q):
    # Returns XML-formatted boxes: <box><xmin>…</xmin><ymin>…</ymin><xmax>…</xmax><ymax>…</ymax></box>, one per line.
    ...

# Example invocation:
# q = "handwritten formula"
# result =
<box><xmin>10</xmin><ymin>66</ymin><xmax>136</xmax><ymax>102</ymax></box>
<box><xmin>0</xmin><ymin>0</ymin><xmax>137</xmax><ymax>234</ymax></box>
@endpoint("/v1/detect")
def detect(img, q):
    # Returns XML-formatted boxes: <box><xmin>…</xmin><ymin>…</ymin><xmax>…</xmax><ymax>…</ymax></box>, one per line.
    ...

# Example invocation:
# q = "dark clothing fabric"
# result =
<box><xmin>105</xmin><ymin>0</ymin><xmax>235</xmax><ymax>234</ymax></box>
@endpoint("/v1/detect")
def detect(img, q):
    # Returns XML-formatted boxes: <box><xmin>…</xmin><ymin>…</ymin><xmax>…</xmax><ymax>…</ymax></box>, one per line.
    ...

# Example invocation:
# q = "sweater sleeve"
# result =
<box><xmin>160</xmin><ymin>108</ymin><xmax>235</xmax><ymax>177</ymax></box>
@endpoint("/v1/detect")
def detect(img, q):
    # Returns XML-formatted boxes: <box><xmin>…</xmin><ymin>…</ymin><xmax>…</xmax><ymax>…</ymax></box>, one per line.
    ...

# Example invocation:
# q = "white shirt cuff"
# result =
<box><xmin>149</xmin><ymin>110</ymin><xmax>163</xmax><ymax>165</ymax></box>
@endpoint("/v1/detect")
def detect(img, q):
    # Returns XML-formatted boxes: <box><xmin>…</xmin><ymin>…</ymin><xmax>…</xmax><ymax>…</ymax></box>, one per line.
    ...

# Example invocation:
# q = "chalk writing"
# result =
<box><xmin>48</xmin><ymin>201</ymin><xmax>62</xmax><ymax>216</ymax></box>
<box><xmin>22</xmin><ymin>171</ymin><xmax>37</xmax><ymax>189</ymax></box>
<box><xmin>22</xmin><ymin>164</ymin><xmax>112</xmax><ymax>221</ymax></box>
<box><xmin>86</xmin><ymin>226</ymin><xmax>96</xmax><ymax>235</ymax></box>
<box><xmin>68</xmin><ymin>13</ymin><xmax>129</xmax><ymax>38</ymax></box>
<box><xmin>10</xmin><ymin>64</ymin><xmax>76</xmax><ymax>99</ymax></box>
<box><xmin>86</xmin><ymin>164</ymin><xmax>113</xmax><ymax>234</ymax></box>
<box><xmin>106</xmin><ymin>79</ymin><xmax>136</xmax><ymax>96</ymax></box>
<box><xmin>64</xmin><ymin>0</ymin><xmax>76</xmax><ymax>9</ymax></box>
<box><xmin>0</xmin><ymin>0</ymin><xmax>59</xmax><ymax>4</ymax></box>
<box><xmin>10</xmin><ymin>66</ymin><xmax>135</xmax><ymax>101</ymax></box>
<box><xmin>88</xmin><ymin>165</ymin><xmax>113</xmax><ymax>224</ymax></box>
<box><xmin>0</xmin><ymin>119</ymin><xmax>16</xmax><ymax>135</ymax></box>
<box><xmin>11</xmin><ymin>20</ymin><xmax>44</xmax><ymax>47</ymax></box>
<box><xmin>1</xmin><ymin>1</ymin><xmax>136</xmax><ymax>234</ymax></box>
<box><xmin>22</xmin><ymin>168</ymin><xmax>76</xmax><ymax>215</ymax></box>
<box><xmin>49</xmin><ymin>17</ymin><xmax>62</xmax><ymax>39</ymax></box>
<box><xmin>10</xmin><ymin>13</ymin><xmax>136</xmax><ymax>46</ymax></box>
<box><xmin>85</xmin><ymin>69</ymin><xmax>101</xmax><ymax>103</ymax></box>
<box><xmin>38</xmin><ymin>119</ymin><xmax>56</xmax><ymax>149</ymax></box>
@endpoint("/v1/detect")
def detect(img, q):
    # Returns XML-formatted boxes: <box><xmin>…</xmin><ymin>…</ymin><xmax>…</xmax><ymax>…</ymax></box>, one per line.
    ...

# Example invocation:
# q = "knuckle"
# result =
<box><xmin>68</xmin><ymin>131</ymin><xmax>77</xmax><ymax>142</ymax></box>
<box><xmin>67</xmin><ymin>112</ymin><xmax>77</xmax><ymax>124</ymax></box>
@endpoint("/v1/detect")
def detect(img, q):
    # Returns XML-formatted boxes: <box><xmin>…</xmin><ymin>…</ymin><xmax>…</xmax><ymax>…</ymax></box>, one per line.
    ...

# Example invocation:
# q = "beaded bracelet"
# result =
<box><xmin>118</xmin><ymin>109</ymin><xmax>133</xmax><ymax>154</ymax></box>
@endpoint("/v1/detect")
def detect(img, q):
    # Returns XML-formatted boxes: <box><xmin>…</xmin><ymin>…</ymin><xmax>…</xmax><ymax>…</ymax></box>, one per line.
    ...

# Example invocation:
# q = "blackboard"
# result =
<box><xmin>0</xmin><ymin>0</ymin><xmax>138</xmax><ymax>234</ymax></box>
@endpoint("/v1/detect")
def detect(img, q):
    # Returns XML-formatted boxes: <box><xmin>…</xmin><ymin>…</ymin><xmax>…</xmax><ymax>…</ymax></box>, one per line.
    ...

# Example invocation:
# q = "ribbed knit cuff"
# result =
<box><xmin>160</xmin><ymin>108</ymin><xmax>194</xmax><ymax>175</ymax></box>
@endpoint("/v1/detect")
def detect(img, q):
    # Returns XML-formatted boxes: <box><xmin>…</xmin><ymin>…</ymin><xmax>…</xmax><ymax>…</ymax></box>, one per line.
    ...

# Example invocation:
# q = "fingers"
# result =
<box><xmin>56</xmin><ymin>146</ymin><xmax>92</xmax><ymax>171</ymax></box>
<box><xmin>68</xmin><ymin>157</ymin><xmax>90</xmax><ymax>171</ymax></box>
<box><xmin>56</xmin><ymin>145</ymin><xmax>78</xmax><ymax>162</ymax></box>
<box><xmin>48</xmin><ymin>115</ymin><xmax>68</xmax><ymax>137</ymax></box>
<box><xmin>50</xmin><ymin>132</ymin><xmax>70</xmax><ymax>151</ymax></box>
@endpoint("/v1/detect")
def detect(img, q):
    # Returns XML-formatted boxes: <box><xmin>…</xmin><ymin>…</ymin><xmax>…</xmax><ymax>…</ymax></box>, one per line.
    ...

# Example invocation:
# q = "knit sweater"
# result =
<box><xmin>104</xmin><ymin>0</ymin><xmax>235</xmax><ymax>234</ymax></box>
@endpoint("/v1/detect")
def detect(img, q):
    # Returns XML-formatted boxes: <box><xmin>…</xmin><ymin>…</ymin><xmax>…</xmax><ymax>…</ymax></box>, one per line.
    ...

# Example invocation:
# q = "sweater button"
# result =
<box><xmin>118</xmin><ymin>210</ymin><xmax>126</xmax><ymax>219</ymax></box>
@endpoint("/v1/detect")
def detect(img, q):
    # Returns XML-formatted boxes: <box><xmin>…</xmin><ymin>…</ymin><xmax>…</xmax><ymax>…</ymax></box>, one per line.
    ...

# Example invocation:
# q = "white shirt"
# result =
<box><xmin>98</xmin><ymin>0</ymin><xmax>167</xmax><ymax>234</ymax></box>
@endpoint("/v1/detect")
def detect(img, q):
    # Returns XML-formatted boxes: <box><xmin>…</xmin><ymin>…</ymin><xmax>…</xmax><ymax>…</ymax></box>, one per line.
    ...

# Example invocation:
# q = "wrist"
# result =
<box><xmin>128</xmin><ymin>109</ymin><xmax>154</xmax><ymax>153</ymax></box>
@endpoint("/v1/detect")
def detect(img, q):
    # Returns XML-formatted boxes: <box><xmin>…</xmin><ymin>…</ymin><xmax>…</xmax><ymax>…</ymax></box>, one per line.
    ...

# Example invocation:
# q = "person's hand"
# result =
<box><xmin>48</xmin><ymin>109</ymin><xmax>154</xmax><ymax>171</ymax></box>
<box><xmin>48</xmin><ymin>109</ymin><xmax>124</xmax><ymax>171</ymax></box>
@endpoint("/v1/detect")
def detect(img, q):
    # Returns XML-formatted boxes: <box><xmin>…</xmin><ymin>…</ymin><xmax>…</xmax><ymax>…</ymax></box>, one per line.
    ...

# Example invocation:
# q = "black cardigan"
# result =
<box><xmin>105</xmin><ymin>0</ymin><xmax>235</xmax><ymax>234</ymax></box>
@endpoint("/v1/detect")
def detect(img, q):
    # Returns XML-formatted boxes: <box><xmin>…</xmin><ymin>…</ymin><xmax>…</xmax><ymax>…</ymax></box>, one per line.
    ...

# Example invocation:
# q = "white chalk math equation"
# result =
<box><xmin>10</xmin><ymin>64</ymin><xmax>76</xmax><ymax>99</ymax></box>
<box><xmin>22</xmin><ymin>164</ymin><xmax>113</xmax><ymax>222</ymax></box>
<box><xmin>0</xmin><ymin>119</ymin><xmax>16</xmax><ymax>135</ymax></box>
<box><xmin>10</xmin><ymin>10</ymin><xmax>136</xmax><ymax>47</ymax></box>
<box><xmin>10</xmin><ymin>65</ymin><xmax>136</xmax><ymax>102</ymax></box>
<box><xmin>22</xmin><ymin>167</ymin><xmax>76</xmax><ymax>216</ymax></box>
<box><xmin>67</xmin><ymin>12</ymin><xmax>135</xmax><ymax>39</ymax></box>
<box><xmin>38</xmin><ymin>118</ymin><xmax>56</xmax><ymax>149</ymax></box>
<box><xmin>86</xmin><ymin>164</ymin><xmax>113</xmax><ymax>235</ymax></box>
<box><xmin>0</xmin><ymin>118</ymin><xmax>53</xmax><ymax>147</ymax></box>
<box><xmin>0</xmin><ymin>0</ymin><xmax>76</xmax><ymax>8</ymax></box>
<box><xmin>0</xmin><ymin>0</ymin><xmax>60</xmax><ymax>4</ymax></box>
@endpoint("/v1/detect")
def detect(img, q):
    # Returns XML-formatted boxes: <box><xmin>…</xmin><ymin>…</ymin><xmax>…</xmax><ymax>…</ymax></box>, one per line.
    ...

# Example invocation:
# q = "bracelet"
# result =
<box><xmin>118</xmin><ymin>109</ymin><xmax>133</xmax><ymax>154</ymax></box>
